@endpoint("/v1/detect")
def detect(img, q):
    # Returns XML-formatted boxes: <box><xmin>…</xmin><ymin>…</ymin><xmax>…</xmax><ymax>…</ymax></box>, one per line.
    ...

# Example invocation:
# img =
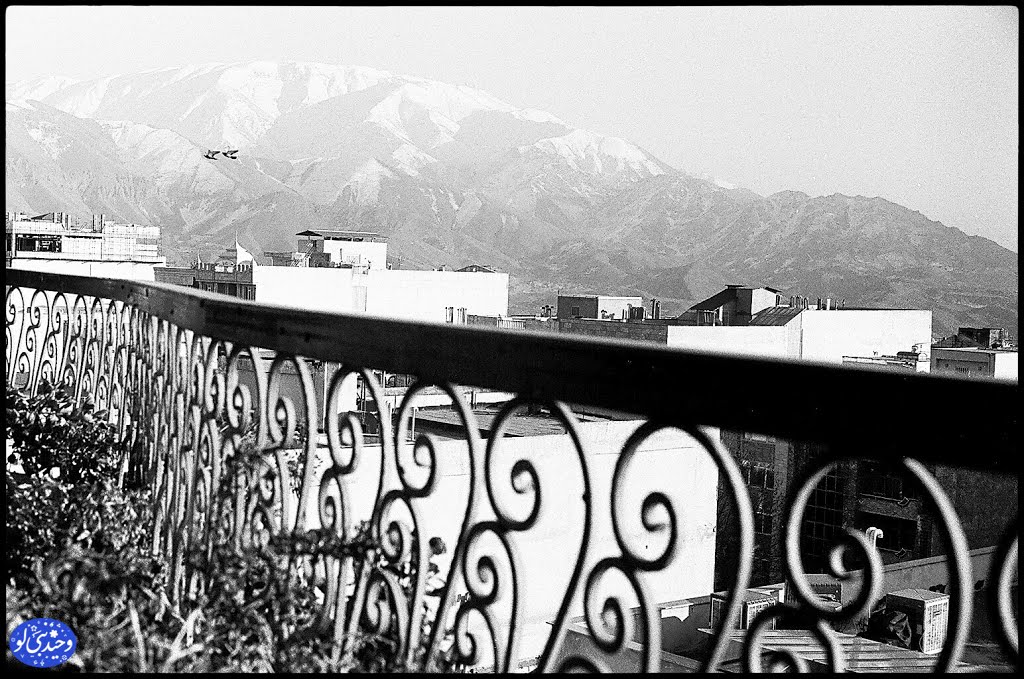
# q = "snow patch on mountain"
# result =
<box><xmin>217</xmin><ymin>61</ymin><xmax>285</xmax><ymax>119</ymax></box>
<box><xmin>346</xmin><ymin>158</ymin><xmax>394</xmax><ymax>204</ymax></box>
<box><xmin>100</xmin><ymin>119</ymin><xmax>235</xmax><ymax>193</ymax></box>
<box><xmin>57</xmin><ymin>75</ymin><xmax>117</xmax><ymax>118</ymax></box>
<box><xmin>390</xmin><ymin>143</ymin><xmax>437</xmax><ymax>176</ymax></box>
<box><xmin>26</xmin><ymin>121</ymin><xmax>69</xmax><ymax>159</ymax></box>
<box><xmin>516</xmin><ymin>108</ymin><xmax>566</xmax><ymax>125</ymax></box>
<box><xmin>5</xmin><ymin>75</ymin><xmax>80</xmax><ymax>103</ymax></box>
<box><xmin>525</xmin><ymin>129</ymin><xmax>664</xmax><ymax>177</ymax></box>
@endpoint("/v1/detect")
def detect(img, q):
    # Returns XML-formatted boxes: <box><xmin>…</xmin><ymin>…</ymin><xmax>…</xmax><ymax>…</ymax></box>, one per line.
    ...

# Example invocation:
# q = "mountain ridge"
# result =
<box><xmin>6</xmin><ymin>61</ymin><xmax>1017</xmax><ymax>336</ymax></box>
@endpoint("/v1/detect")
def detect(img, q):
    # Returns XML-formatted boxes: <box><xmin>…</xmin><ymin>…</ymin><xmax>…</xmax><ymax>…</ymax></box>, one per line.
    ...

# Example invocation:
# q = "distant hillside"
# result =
<box><xmin>6</xmin><ymin>61</ymin><xmax>1017</xmax><ymax>337</ymax></box>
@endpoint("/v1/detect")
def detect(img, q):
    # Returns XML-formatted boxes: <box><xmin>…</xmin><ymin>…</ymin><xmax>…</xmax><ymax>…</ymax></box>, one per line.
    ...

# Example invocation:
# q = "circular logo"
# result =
<box><xmin>8</xmin><ymin>618</ymin><xmax>77</xmax><ymax>668</ymax></box>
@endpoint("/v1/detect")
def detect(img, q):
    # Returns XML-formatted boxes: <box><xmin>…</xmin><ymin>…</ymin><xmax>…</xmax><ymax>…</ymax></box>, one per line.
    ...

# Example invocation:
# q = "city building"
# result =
<box><xmin>155</xmin><ymin>231</ymin><xmax>509</xmax><ymax>323</ymax></box>
<box><xmin>274</xmin><ymin>395</ymin><xmax>721</xmax><ymax>664</ymax></box>
<box><xmin>456</xmin><ymin>264</ymin><xmax>497</xmax><ymax>273</ymax></box>
<box><xmin>930</xmin><ymin>347</ymin><xmax>1018</xmax><ymax>381</ymax></box>
<box><xmin>678</xmin><ymin>285</ymin><xmax>788</xmax><ymax>326</ymax></box>
<box><xmin>5</xmin><ymin>211</ymin><xmax>165</xmax><ymax>280</ymax></box>
<box><xmin>155</xmin><ymin>242</ymin><xmax>259</xmax><ymax>299</ymax></box>
<box><xmin>533</xmin><ymin>286</ymin><xmax>1009</xmax><ymax>593</ymax></box>
<box><xmin>715</xmin><ymin>437</ymin><xmax>1018</xmax><ymax>590</ymax></box>
<box><xmin>556</xmin><ymin>545</ymin><xmax>1009</xmax><ymax>672</ymax></box>
<box><xmin>544</xmin><ymin>286</ymin><xmax>933</xmax><ymax>368</ymax></box>
<box><xmin>667</xmin><ymin>286</ymin><xmax>932</xmax><ymax>366</ymax></box>
<box><xmin>933</xmin><ymin>327</ymin><xmax>1010</xmax><ymax>349</ymax></box>
<box><xmin>266</xmin><ymin>229</ymin><xmax>389</xmax><ymax>269</ymax></box>
<box><xmin>841</xmin><ymin>350</ymin><xmax>930</xmax><ymax>373</ymax></box>
<box><xmin>557</xmin><ymin>294</ymin><xmax>644</xmax><ymax>320</ymax></box>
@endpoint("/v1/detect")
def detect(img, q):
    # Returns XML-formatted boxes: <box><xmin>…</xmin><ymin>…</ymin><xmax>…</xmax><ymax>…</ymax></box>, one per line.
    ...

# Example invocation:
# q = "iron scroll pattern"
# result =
<box><xmin>5</xmin><ymin>281</ymin><xmax>1019</xmax><ymax>673</ymax></box>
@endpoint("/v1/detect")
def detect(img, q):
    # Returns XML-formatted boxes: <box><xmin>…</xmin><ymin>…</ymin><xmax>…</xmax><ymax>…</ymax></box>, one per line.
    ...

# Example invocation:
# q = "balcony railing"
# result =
<box><xmin>5</xmin><ymin>269</ymin><xmax>1019</xmax><ymax>673</ymax></box>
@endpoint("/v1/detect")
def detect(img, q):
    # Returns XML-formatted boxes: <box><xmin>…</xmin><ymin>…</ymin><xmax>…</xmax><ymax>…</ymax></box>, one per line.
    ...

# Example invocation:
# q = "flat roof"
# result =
<box><xmin>413</xmin><ymin>404</ymin><xmax>635</xmax><ymax>438</ymax></box>
<box><xmin>888</xmin><ymin>588</ymin><xmax>950</xmax><ymax>601</ymax></box>
<box><xmin>748</xmin><ymin>306</ymin><xmax>802</xmax><ymax>326</ymax></box>
<box><xmin>706</xmin><ymin>628</ymin><xmax>975</xmax><ymax>672</ymax></box>
<box><xmin>414</xmin><ymin>408</ymin><xmax>568</xmax><ymax>438</ymax></box>
<box><xmin>557</xmin><ymin>294</ymin><xmax>643</xmax><ymax>300</ymax></box>
<box><xmin>295</xmin><ymin>229</ymin><xmax>388</xmax><ymax>239</ymax></box>
<box><xmin>933</xmin><ymin>347</ymin><xmax>1017</xmax><ymax>354</ymax></box>
<box><xmin>835</xmin><ymin>307</ymin><xmax>925</xmax><ymax>311</ymax></box>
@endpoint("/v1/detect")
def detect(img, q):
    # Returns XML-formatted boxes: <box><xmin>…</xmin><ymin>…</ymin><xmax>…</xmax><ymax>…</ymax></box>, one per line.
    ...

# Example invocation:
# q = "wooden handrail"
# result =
<box><xmin>6</xmin><ymin>268</ymin><xmax>1018</xmax><ymax>471</ymax></box>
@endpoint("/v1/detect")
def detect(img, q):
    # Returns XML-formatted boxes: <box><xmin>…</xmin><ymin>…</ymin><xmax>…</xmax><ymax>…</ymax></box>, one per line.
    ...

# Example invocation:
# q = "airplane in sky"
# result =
<box><xmin>203</xmin><ymin>149</ymin><xmax>239</xmax><ymax>160</ymax></box>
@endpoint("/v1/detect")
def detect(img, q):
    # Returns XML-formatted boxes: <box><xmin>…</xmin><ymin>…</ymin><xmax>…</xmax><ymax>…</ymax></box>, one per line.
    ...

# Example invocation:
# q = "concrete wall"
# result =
<box><xmin>930</xmin><ymin>465</ymin><xmax>1018</xmax><ymax>554</ymax></box>
<box><xmin>362</xmin><ymin>269</ymin><xmax>509</xmax><ymax>322</ymax></box>
<box><xmin>321</xmin><ymin>240</ymin><xmax>388</xmax><ymax>269</ymax></box>
<box><xmin>295</xmin><ymin>420</ymin><xmax>720</xmax><ymax>663</ymax></box>
<box><xmin>994</xmin><ymin>352</ymin><xmax>1019</xmax><ymax>380</ymax></box>
<box><xmin>818</xmin><ymin>546</ymin><xmax>1011</xmax><ymax>610</ymax></box>
<box><xmin>558</xmin><ymin>295</ymin><xmax>599</xmax><ymax>319</ymax></box>
<box><xmin>737</xmin><ymin>288</ymin><xmax>781</xmax><ymax>319</ymax></box>
<box><xmin>799</xmin><ymin>310</ymin><xmax>932</xmax><ymax>365</ymax></box>
<box><xmin>253</xmin><ymin>266</ymin><xmax>359</xmax><ymax>313</ymax></box>
<box><xmin>597</xmin><ymin>296</ymin><xmax>644</xmax><ymax>320</ymax></box>
<box><xmin>666</xmin><ymin>325</ymin><xmax>791</xmax><ymax>358</ymax></box>
<box><xmin>559</xmin><ymin>319</ymin><xmax>669</xmax><ymax>344</ymax></box>
<box><xmin>931</xmin><ymin>349</ymin><xmax>1018</xmax><ymax>381</ymax></box>
<box><xmin>256</xmin><ymin>267</ymin><xmax>508</xmax><ymax>323</ymax></box>
<box><xmin>9</xmin><ymin>257</ymin><xmax>160</xmax><ymax>281</ymax></box>
<box><xmin>932</xmin><ymin>349</ymin><xmax>993</xmax><ymax>377</ymax></box>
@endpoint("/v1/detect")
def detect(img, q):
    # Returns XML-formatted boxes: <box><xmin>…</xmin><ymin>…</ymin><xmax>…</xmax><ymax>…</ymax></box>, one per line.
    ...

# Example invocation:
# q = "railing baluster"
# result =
<box><xmin>5</xmin><ymin>269</ymin><xmax>1018</xmax><ymax>673</ymax></box>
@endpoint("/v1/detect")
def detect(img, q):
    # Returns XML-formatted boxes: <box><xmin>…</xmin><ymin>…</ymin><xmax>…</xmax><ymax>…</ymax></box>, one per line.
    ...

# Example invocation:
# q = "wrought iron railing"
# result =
<box><xmin>5</xmin><ymin>269</ymin><xmax>1019</xmax><ymax>672</ymax></box>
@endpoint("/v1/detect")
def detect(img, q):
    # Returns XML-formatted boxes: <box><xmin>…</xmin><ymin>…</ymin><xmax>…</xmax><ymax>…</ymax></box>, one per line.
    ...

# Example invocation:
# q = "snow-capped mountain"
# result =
<box><xmin>6</xmin><ymin>61</ymin><xmax>1017</xmax><ymax>335</ymax></box>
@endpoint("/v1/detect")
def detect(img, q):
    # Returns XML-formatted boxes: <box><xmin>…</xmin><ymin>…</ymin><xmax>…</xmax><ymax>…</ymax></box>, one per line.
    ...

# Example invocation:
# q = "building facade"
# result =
<box><xmin>931</xmin><ymin>347</ymin><xmax>1018</xmax><ymax>381</ymax></box>
<box><xmin>557</xmin><ymin>294</ymin><xmax>644</xmax><ymax>320</ymax></box>
<box><xmin>6</xmin><ymin>211</ymin><xmax>165</xmax><ymax>280</ymax></box>
<box><xmin>155</xmin><ymin>231</ymin><xmax>509</xmax><ymax>324</ymax></box>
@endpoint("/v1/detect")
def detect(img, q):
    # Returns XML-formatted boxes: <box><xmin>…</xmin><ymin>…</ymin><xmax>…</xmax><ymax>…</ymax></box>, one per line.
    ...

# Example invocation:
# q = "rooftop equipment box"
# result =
<box><xmin>711</xmin><ymin>589</ymin><xmax>778</xmax><ymax>630</ymax></box>
<box><xmin>884</xmin><ymin>588</ymin><xmax>949</xmax><ymax>654</ymax></box>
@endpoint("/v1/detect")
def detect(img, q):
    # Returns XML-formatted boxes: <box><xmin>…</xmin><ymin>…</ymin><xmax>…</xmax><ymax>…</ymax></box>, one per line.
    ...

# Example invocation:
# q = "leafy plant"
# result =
<box><xmin>6</xmin><ymin>381</ymin><xmax>133</xmax><ymax>582</ymax></box>
<box><xmin>6</xmin><ymin>383</ymin><xmax>463</xmax><ymax>672</ymax></box>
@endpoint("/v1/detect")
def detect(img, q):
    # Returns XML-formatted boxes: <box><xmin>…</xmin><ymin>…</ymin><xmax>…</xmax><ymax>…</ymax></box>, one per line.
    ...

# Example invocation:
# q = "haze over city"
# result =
<box><xmin>5</xmin><ymin>5</ymin><xmax>1019</xmax><ymax>251</ymax></box>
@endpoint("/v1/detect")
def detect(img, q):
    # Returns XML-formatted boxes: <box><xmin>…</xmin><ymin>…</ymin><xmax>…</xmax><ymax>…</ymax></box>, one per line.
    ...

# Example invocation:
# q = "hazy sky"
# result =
<box><xmin>6</xmin><ymin>6</ymin><xmax>1019</xmax><ymax>251</ymax></box>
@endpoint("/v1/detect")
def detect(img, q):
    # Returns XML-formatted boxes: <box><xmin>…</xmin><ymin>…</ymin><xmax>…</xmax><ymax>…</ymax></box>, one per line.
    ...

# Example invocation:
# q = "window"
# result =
<box><xmin>858</xmin><ymin>461</ymin><xmax>920</xmax><ymax>501</ymax></box>
<box><xmin>856</xmin><ymin>512</ymin><xmax>918</xmax><ymax>555</ymax></box>
<box><xmin>801</xmin><ymin>462</ymin><xmax>845</xmax><ymax>571</ymax></box>
<box><xmin>754</xmin><ymin>511</ymin><xmax>774</xmax><ymax>535</ymax></box>
<box><xmin>741</xmin><ymin>460</ymin><xmax>775</xmax><ymax>489</ymax></box>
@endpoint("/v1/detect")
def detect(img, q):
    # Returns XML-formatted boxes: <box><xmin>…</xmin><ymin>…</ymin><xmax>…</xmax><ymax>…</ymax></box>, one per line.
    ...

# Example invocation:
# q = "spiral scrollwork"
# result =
<box><xmin>5</xmin><ymin>274</ymin><xmax>1016</xmax><ymax>674</ymax></box>
<box><xmin>989</xmin><ymin>519</ymin><xmax>1018</xmax><ymax>664</ymax></box>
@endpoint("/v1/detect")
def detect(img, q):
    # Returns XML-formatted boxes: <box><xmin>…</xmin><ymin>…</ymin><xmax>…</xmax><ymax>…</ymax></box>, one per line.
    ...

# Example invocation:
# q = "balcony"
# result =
<box><xmin>5</xmin><ymin>269</ymin><xmax>1019</xmax><ymax>673</ymax></box>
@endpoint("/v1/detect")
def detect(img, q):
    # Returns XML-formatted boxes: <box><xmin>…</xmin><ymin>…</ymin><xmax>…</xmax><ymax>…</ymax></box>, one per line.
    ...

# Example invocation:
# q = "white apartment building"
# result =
<box><xmin>667</xmin><ymin>286</ymin><xmax>933</xmax><ymax>369</ymax></box>
<box><xmin>6</xmin><ymin>211</ymin><xmax>165</xmax><ymax>281</ymax></box>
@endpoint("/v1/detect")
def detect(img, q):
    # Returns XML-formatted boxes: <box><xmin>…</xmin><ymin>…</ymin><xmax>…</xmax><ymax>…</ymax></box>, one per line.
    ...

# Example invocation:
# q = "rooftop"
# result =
<box><xmin>295</xmin><ymin>229</ymin><xmax>388</xmax><ymax>240</ymax></box>
<box><xmin>558</xmin><ymin>294</ymin><xmax>643</xmax><ymax>300</ymax></box>
<box><xmin>412</xmin><ymin>404</ymin><xmax>636</xmax><ymax>439</ymax></box>
<box><xmin>708</xmin><ymin>628</ymin><xmax>976</xmax><ymax>672</ymax></box>
<box><xmin>748</xmin><ymin>306</ymin><xmax>802</xmax><ymax>326</ymax></box>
